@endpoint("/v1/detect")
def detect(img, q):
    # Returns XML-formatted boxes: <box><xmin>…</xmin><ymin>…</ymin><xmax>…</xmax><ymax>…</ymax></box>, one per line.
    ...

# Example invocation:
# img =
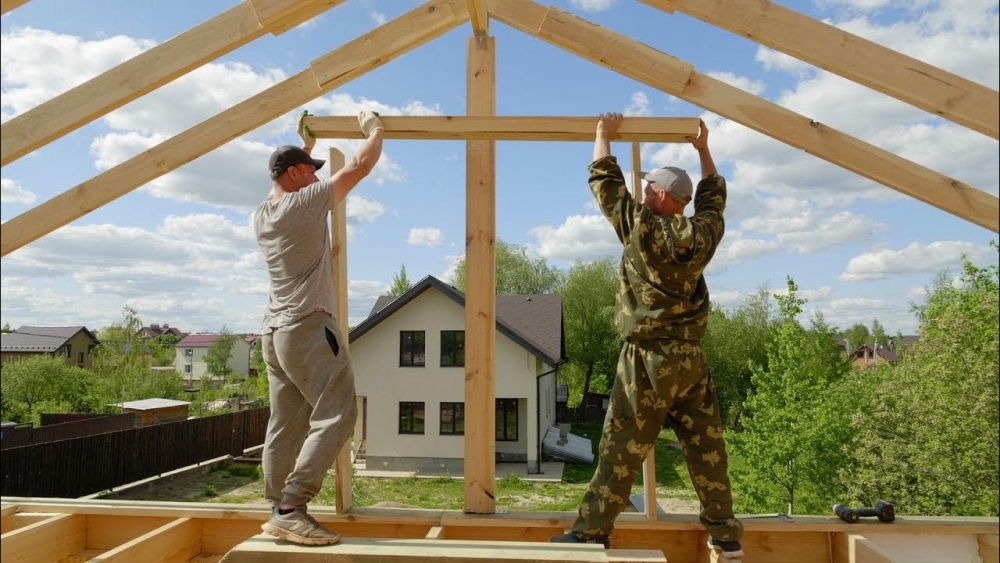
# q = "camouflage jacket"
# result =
<box><xmin>589</xmin><ymin>155</ymin><xmax>726</xmax><ymax>342</ymax></box>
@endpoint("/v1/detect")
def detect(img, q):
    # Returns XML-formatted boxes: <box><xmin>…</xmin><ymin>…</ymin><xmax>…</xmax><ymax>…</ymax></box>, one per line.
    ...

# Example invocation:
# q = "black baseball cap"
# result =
<box><xmin>269</xmin><ymin>145</ymin><xmax>326</xmax><ymax>180</ymax></box>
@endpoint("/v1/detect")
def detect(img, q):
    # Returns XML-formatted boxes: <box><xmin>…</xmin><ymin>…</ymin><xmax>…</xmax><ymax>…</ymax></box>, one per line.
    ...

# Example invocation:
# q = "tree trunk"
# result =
<box><xmin>576</xmin><ymin>362</ymin><xmax>595</xmax><ymax>419</ymax></box>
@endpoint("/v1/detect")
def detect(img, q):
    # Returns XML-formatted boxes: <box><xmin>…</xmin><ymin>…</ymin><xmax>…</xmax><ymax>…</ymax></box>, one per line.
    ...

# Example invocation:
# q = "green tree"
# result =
<box><xmin>559</xmin><ymin>258</ymin><xmax>621</xmax><ymax>412</ymax></box>
<box><xmin>848</xmin><ymin>252</ymin><xmax>999</xmax><ymax>515</ymax></box>
<box><xmin>0</xmin><ymin>355</ymin><xmax>95</xmax><ymax>423</ymax></box>
<box><xmin>205</xmin><ymin>326</ymin><xmax>238</xmax><ymax>380</ymax></box>
<box><xmin>870</xmin><ymin>318</ymin><xmax>888</xmax><ymax>348</ymax></box>
<box><xmin>91</xmin><ymin>305</ymin><xmax>184</xmax><ymax>406</ymax></box>
<box><xmin>730</xmin><ymin>277</ymin><xmax>852</xmax><ymax>515</ymax></box>
<box><xmin>702</xmin><ymin>286</ymin><xmax>775</xmax><ymax>429</ymax></box>
<box><xmin>452</xmin><ymin>239</ymin><xmax>563</xmax><ymax>294</ymax></box>
<box><xmin>841</xmin><ymin>322</ymin><xmax>871</xmax><ymax>351</ymax></box>
<box><xmin>388</xmin><ymin>264</ymin><xmax>414</xmax><ymax>296</ymax></box>
<box><xmin>1</xmin><ymin>322</ymin><xmax>12</xmax><ymax>333</ymax></box>
<box><xmin>150</xmin><ymin>332</ymin><xmax>181</xmax><ymax>367</ymax></box>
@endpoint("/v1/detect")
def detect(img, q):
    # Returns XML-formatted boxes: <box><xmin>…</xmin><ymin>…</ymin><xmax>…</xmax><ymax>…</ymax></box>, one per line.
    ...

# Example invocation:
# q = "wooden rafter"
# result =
<box><xmin>0</xmin><ymin>0</ymin><xmax>346</xmax><ymax>167</ymax></box>
<box><xmin>0</xmin><ymin>0</ymin><xmax>470</xmax><ymax>258</ymax></box>
<box><xmin>467</xmin><ymin>0</ymin><xmax>489</xmax><ymax>35</ymax></box>
<box><xmin>639</xmin><ymin>0</ymin><xmax>1000</xmax><ymax>140</ymax></box>
<box><xmin>0</xmin><ymin>0</ymin><xmax>29</xmax><ymax>15</ymax></box>
<box><xmin>487</xmin><ymin>0</ymin><xmax>1000</xmax><ymax>233</ymax></box>
<box><xmin>302</xmin><ymin>116</ymin><xmax>699</xmax><ymax>141</ymax></box>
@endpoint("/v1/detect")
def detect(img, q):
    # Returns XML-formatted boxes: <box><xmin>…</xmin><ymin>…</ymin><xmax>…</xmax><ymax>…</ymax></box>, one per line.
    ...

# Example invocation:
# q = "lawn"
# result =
<box><xmin>108</xmin><ymin>422</ymin><xmax>700</xmax><ymax>511</ymax></box>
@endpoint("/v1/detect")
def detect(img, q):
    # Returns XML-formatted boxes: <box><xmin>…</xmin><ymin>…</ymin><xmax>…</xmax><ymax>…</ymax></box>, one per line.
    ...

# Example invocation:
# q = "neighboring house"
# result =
<box><xmin>0</xmin><ymin>326</ymin><xmax>100</xmax><ymax>369</ymax></box>
<box><xmin>349</xmin><ymin>275</ymin><xmax>565</xmax><ymax>475</ymax></box>
<box><xmin>140</xmin><ymin>323</ymin><xmax>187</xmax><ymax>340</ymax></box>
<box><xmin>111</xmin><ymin>398</ymin><xmax>191</xmax><ymax>427</ymax></box>
<box><xmin>173</xmin><ymin>333</ymin><xmax>257</xmax><ymax>387</ymax></box>
<box><xmin>849</xmin><ymin>335</ymin><xmax>920</xmax><ymax>369</ymax></box>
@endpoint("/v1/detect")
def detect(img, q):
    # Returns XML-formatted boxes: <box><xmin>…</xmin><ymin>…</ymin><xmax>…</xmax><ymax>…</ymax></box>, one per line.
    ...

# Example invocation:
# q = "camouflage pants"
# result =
<box><xmin>572</xmin><ymin>338</ymin><xmax>743</xmax><ymax>542</ymax></box>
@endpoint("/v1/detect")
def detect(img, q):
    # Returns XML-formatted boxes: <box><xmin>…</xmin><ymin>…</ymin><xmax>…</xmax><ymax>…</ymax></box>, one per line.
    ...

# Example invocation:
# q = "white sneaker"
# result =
<box><xmin>261</xmin><ymin>506</ymin><xmax>341</xmax><ymax>546</ymax></box>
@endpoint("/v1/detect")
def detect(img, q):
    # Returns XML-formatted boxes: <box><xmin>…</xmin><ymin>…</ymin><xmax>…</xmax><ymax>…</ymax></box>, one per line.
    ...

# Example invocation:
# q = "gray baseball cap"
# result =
<box><xmin>640</xmin><ymin>166</ymin><xmax>693</xmax><ymax>204</ymax></box>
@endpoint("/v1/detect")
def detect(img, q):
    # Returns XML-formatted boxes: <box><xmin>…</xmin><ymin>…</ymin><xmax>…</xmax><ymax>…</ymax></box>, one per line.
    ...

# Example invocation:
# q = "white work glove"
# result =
<box><xmin>358</xmin><ymin>110</ymin><xmax>384</xmax><ymax>138</ymax></box>
<box><xmin>297</xmin><ymin>110</ymin><xmax>315</xmax><ymax>151</ymax></box>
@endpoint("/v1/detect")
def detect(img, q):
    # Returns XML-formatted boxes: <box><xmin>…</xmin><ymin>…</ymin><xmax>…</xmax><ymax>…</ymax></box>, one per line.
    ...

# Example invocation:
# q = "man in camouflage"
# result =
<box><xmin>552</xmin><ymin>113</ymin><xmax>744</xmax><ymax>562</ymax></box>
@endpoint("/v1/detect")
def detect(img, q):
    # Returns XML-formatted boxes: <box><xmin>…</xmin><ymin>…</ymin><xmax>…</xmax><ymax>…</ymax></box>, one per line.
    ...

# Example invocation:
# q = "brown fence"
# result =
<box><xmin>1</xmin><ymin>413</ymin><xmax>137</xmax><ymax>450</ymax></box>
<box><xmin>1</xmin><ymin>407</ymin><xmax>270</xmax><ymax>498</ymax></box>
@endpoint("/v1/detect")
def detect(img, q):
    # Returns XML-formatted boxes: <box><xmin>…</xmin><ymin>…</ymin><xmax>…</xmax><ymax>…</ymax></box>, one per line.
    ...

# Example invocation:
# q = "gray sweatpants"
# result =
<box><xmin>261</xmin><ymin>311</ymin><xmax>357</xmax><ymax>508</ymax></box>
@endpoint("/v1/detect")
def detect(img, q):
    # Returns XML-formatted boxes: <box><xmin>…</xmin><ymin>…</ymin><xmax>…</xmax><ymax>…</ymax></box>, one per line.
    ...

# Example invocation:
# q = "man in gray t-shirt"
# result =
<box><xmin>255</xmin><ymin>110</ymin><xmax>384</xmax><ymax>546</ymax></box>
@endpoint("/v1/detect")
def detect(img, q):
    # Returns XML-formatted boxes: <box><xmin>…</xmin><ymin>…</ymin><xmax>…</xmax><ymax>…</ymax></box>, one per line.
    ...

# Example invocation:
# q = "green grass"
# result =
<box><xmin>110</xmin><ymin>423</ymin><xmax>704</xmax><ymax>508</ymax></box>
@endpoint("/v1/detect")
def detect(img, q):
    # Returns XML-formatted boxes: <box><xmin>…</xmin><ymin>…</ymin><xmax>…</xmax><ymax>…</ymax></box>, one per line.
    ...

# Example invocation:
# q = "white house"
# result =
<box><xmin>173</xmin><ymin>332</ymin><xmax>257</xmax><ymax>388</ymax></box>
<box><xmin>349</xmin><ymin>276</ymin><xmax>565</xmax><ymax>475</ymax></box>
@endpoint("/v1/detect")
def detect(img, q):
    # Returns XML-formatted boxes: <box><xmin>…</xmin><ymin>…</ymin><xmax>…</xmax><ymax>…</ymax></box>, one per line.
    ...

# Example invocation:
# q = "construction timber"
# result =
<box><xmin>1</xmin><ymin>0</ymin><xmax>998</xmax><ymax>560</ymax></box>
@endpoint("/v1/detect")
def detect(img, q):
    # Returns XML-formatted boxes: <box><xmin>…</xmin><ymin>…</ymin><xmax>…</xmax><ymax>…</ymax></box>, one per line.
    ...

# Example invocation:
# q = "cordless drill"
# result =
<box><xmin>832</xmin><ymin>499</ymin><xmax>895</xmax><ymax>523</ymax></box>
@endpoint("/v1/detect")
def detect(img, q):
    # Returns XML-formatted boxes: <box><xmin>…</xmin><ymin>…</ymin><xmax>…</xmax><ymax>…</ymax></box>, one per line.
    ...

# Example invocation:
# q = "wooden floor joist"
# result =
<box><xmin>1</xmin><ymin>499</ymin><xmax>997</xmax><ymax>563</ymax></box>
<box><xmin>301</xmin><ymin>116</ymin><xmax>700</xmax><ymax>141</ymax></box>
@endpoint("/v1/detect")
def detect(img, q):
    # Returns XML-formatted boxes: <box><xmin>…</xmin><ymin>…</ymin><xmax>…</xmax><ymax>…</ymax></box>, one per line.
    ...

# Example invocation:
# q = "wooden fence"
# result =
<box><xmin>0</xmin><ymin>413</ymin><xmax>137</xmax><ymax>450</ymax></box>
<box><xmin>0</xmin><ymin>407</ymin><xmax>269</xmax><ymax>498</ymax></box>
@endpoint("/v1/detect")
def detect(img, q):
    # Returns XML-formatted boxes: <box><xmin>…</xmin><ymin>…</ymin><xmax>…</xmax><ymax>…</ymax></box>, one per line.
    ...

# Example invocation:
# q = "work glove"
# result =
<box><xmin>297</xmin><ymin>110</ymin><xmax>315</xmax><ymax>151</ymax></box>
<box><xmin>358</xmin><ymin>110</ymin><xmax>384</xmax><ymax>138</ymax></box>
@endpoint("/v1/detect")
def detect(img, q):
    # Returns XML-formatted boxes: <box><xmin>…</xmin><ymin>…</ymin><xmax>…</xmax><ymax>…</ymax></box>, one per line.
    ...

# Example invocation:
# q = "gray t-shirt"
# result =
<box><xmin>253</xmin><ymin>179</ymin><xmax>336</xmax><ymax>331</ymax></box>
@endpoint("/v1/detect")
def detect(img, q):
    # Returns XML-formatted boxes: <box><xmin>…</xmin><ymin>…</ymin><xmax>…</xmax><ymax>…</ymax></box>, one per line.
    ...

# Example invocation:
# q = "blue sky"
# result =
<box><xmin>1</xmin><ymin>0</ymin><xmax>998</xmax><ymax>335</ymax></box>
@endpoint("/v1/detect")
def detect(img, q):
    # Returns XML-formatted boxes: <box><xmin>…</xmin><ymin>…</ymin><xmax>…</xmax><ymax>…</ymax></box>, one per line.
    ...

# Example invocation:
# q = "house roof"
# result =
<box><xmin>352</xmin><ymin>275</ymin><xmax>565</xmax><ymax>366</ymax></box>
<box><xmin>111</xmin><ymin>398</ymin><xmax>191</xmax><ymax>410</ymax></box>
<box><xmin>177</xmin><ymin>333</ymin><xmax>222</xmax><ymax>347</ymax></box>
<box><xmin>1</xmin><ymin>326</ymin><xmax>99</xmax><ymax>353</ymax></box>
<box><xmin>176</xmin><ymin>333</ymin><xmax>257</xmax><ymax>347</ymax></box>
<box><xmin>852</xmin><ymin>343</ymin><xmax>899</xmax><ymax>363</ymax></box>
<box><xmin>141</xmin><ymin>324</ymin><xmax>186</xmax><ymax>339</ymax></box>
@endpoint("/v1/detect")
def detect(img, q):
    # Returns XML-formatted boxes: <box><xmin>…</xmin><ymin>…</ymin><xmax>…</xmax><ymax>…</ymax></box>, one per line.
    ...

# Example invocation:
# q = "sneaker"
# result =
<box><xmin>708</xmin><ymin>538</ymin><xmax>744</xmax><ymax>562</ymax></box>
<box><xmin>549</xmin><ymin>531</ymin><xmax>610</xmax><ymax>549</ymax></box>
<box><xmin>261</xmin><ymin>506</ymin><xmax>342</xmax><ymax>546</ymax></box>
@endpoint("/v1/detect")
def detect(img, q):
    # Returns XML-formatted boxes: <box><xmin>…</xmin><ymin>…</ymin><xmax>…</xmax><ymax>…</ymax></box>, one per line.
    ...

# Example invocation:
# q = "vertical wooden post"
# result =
<box><xmin>328</xmin><ymin>148</ymin><xmax>353</xmax><ymax>514</ymax></box>
<box><xmin>464</xmin><ymin>34</ymin><xmax>497</xmax><ymax>514</ymax></box>
<box><xmin>631</xmin><ymin>141</ymin><xmax>658</xmax><ymax>521</ymax></box>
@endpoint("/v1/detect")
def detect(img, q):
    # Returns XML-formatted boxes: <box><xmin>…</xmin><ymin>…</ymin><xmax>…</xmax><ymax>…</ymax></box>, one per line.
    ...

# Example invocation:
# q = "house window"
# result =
<box><xmin>77</xmin><ymin>352</ymin><xmax>84</xmax><ymax>365</ymax></box>
<box><xmin>184</xmin><ymin>365</ymin><xmax>192</xmax><ymax>374</ymax></box>
<box><xmin>63</xmin><ymin>344</ymin><xmax>72</xmax><ymax>358</ymax></box>
<box><xmin>440</xmin><ymin>330</ymin><xmax>464</xmax><ymax>367</ymax></box>
<box><xmin>440</xmin><ymin>402</ymin><xmax>464</xmax><ymax>435</ymax></box>
<box><xmin>399</xmin><ymin>402</ymin><xmax>425</xmax><ymax>434</ymax></box>
<box><xmin>399</xmin><ymin>331</ymin><xmax>425</xmax><ymax>367</ymax></box>
<box><xmin>496</xmin><ymin>398</ymin><xmax>518</xmax><ymax>442</ymax></box>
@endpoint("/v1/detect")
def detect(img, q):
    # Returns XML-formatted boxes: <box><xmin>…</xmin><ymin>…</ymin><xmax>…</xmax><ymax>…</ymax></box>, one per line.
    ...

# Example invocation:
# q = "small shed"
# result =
<box><xmin>111</xmin><ymin>398</ymin><xmax>191</xmax><ymax>427</ymax></box>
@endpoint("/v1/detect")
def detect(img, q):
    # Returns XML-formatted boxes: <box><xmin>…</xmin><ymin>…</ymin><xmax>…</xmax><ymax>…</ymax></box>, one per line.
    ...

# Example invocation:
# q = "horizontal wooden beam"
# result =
<box><xmin>303</xmin><ymin>116</ymin><xmax>700</xmax><ymax>141</ymax></box>
<box><xmin>639</xmin><ymin>0</ymin><xmax>999</xmax><ymax>140</ymax></box>
<box><xmin>488</xmin><ymin>0</ymin><xmax>1000</xmax><ymax>233</ymax></box>
<box><xmin>220</xmin><ymin>535</ymin><xmax>659</xmax><ymax>562</ymax></box>
<box><xmin>0</xmin><ymin>0</ymin><xmax>468</xmax><ymax>257</ymax></box>
<box><xmin>0</xmin><ymin>0</ymin><xmax>344</xmax><ymax>167</ymax></box>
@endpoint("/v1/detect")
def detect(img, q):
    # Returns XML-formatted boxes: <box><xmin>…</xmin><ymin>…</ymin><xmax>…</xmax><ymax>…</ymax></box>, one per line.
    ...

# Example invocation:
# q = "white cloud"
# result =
<box><xmin>439</xmin><ymin>254</ymin><xmax>464</xmax><ymax>285</ymax></box>
<box><xmin>1</xmin><ymin>178</ymin><xmax>37</xmax><ymax>204</ymax></box>
<box><xmin>840</xmin><ymin>241</ymin><xmax>996</xmax><ymax>281</ymax></box>
<box><xmin>528</xmin><ymin>214</ymin><xmax>621</xmax><ymax>263</ymax></box>
<box><xmin>406</xmin><ymin>227</ymin><xmax>444</xmax><ymax>248</ymax></box>
<box><xmin>569</xmin><ymin>0</ymin><xmax>615</xmax><ymax>12</ymax></box>
<box><xmin>0</xmin><ymin>27</ymin><xmax>153</xmax><ymax>119</ymax></box>
<box><xmin>706</xmin><ymin>231</ymin><xmax>782</xmax><ymax>274</ymax></box>
<box><xmin>347</xmin><ymin>279</ymin><xmax>390</xmax><ymax>325</ymax></box>
<box><xmin>624</xmin><ymin>91</ymin><xmax>651</xmax><ymax>117</ymax></box>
